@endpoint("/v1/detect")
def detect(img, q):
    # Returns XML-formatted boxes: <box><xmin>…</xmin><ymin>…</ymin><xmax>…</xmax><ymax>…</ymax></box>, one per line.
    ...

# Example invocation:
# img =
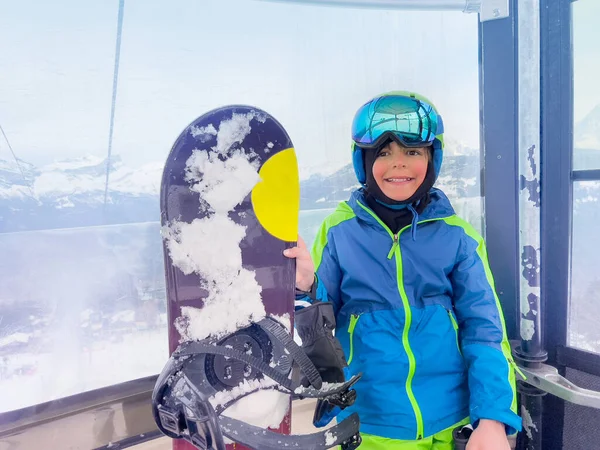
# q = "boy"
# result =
<box><xmin>286</xmin><ymin>91</ymin><xmax>522</xmax><ymax>449</ymax></box>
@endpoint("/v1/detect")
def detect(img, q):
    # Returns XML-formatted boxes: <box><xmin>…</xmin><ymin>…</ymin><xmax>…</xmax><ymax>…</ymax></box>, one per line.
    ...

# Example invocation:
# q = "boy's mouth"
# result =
<box><xmin>384</xmin><ymin>177</ymin><xmax>414</xmax><ymax>183</ymax></box>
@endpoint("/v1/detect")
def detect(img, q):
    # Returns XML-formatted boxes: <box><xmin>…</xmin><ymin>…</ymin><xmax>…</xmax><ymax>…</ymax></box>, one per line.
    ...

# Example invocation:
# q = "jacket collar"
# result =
<box><xmin>347</xmin><ymin>187</ymin><xmax>456</xmax><ymax>232</ymax></box>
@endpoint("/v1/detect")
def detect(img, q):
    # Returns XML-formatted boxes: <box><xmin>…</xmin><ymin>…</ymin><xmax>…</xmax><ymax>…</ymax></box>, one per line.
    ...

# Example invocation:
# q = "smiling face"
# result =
<box><xmin>371</xmin><ymin>141</ymin><xmax>429</xmax><ymax>201</ymax></box>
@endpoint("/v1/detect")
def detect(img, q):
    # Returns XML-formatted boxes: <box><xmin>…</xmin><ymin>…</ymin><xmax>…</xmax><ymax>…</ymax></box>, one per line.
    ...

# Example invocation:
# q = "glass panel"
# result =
<box><xmin>573</xmin><ymin>0</ymin><xmax>600</xmax><ymax>170</ymax></box>
<box><xmin>570</xmin><ymin>0</ymin><xmax>600</xmax><ymax>354</ymax></box>
<box><xmin>0</xmin><ymin>0</ymin><xmax>481</xmax><ymax>413</ymax></box>
<box><xmin>0</xmin><ymin>225</ymin><xmax>167</xmax><ymax>412</ymax></box>
<box><xmin>569</xmin><ymin>181</ymin><xmax>600</xmax><ymax>352</ymax></box>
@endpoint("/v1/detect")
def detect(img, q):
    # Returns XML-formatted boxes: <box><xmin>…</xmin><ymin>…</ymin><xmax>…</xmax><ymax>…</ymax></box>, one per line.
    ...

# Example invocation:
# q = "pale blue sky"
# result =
<box><xmin>573</xmin><ymin>0</ymin><xmax>600</xmax><ymax>122</ymax></box>
<box><xmin>0</xmin><ymin>0</ymin><xmax>597</xmax><ymax>169</ymax></box>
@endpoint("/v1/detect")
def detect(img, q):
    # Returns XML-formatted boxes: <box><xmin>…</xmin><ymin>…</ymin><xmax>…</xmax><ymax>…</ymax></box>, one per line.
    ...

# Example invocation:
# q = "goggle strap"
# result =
<box><xmin>354</xmin><ymin>130</ymin><xmax>435</xmax><ymax>150</ymax></box>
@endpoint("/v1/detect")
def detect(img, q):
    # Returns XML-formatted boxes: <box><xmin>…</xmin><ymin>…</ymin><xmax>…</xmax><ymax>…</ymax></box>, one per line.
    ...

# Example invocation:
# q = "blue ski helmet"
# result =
<box><xmin>351</xmin><ymin>91</ymin><xmax>445</xmax><ymax>185</ymax></box>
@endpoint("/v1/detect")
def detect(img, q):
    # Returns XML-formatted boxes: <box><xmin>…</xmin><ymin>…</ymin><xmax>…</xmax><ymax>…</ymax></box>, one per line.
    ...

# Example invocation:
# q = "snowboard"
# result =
<box><xmin>159</xmin><ymin>105</ymin><xmax>299</xmax><ymax>450</ymax></box>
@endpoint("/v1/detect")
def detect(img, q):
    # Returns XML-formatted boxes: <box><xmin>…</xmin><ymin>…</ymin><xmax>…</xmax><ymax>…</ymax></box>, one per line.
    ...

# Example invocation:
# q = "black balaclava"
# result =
<box><xmin>362</xmin><ymin>142</ymin><xmax>436</xmax><ymax>235</ymax></box>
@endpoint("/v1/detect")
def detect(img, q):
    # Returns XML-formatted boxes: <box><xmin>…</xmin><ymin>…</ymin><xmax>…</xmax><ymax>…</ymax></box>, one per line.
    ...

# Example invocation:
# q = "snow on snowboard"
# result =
<box><xmin>151</xmin><ymin>105</ymin><xmax>361</xmax><ymax>450</ymax></box>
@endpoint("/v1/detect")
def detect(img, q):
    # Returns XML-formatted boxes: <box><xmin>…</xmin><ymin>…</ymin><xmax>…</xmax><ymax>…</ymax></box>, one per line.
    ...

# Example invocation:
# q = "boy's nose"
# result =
<box><xmin>392</xmin><ymin>155</ymin><xmax>408</xmax><ymax>168</ymax></box>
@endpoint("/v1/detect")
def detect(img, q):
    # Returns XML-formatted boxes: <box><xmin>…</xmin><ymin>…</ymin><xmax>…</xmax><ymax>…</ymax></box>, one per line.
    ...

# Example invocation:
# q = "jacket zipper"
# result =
<box><xmin>357</xmin><ymin>200</ymin><xmax>452</xmax><ymax>440</ymax></box>
<box><xmin>347</xmin><ymin>314</ymin><xmax>360</xmax><ymax>365</ymax></box>
<box><xmin>387</xmin><ymin>233</ymin><xmax>399</xmax><ymax>259</ymax></box>
<box><xmin>508</xmin><ymin>354</ymin><xmax>527</xmax><ymax>381</ymax></box>
<box><xmin>446</xmin><ymin>308</ymin><xmax>462</xmax><ymax>355</ymax></box>
<box><xmin>394</xmin><ymin>240</ymin><xmax>424</xmax><ymax>439</ymax></box>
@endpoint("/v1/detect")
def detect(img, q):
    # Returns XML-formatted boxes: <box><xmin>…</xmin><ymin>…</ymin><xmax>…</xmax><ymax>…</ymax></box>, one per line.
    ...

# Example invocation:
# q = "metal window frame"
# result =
<box><xmin>541</xmin><ymin>0</ymin><xmax>600</xmax><ymax>372</ymax></box>
<box><xmin>572</xmin><ymin>169</ymin><xmax>600</xmax><ymax>181</ymax></box>
<box><xmin>479</xmin><ymin>0</ymin><xmax>520</xmax><ymax>340</ymax></box>
<box><xmin>541</xmin><ymin>0</ymin><xmax>600</xmax><ymax>447</ymax></box>
<box><xmin>481</xmin><ymin>0</ymin><xmax>600</xmax><ymax>447</ymax></box>
<box><xmin>541</xmin><ymin>0</ymin><xmax>600</xmax><ymax>385</ymax></box>
<box><xmin>0</xmin><ymin>375</ymin><xmax>160</xmax><ymax>449</ymax></box>
<box><xmin>257</xmin><ymin>0</ymin><xmax>510</xmax><ymax>21</ymax></box>
<box><xmin>557</xmin><ymin>346</ymin><xmax>600</xmax><ymax>376</ymax></box>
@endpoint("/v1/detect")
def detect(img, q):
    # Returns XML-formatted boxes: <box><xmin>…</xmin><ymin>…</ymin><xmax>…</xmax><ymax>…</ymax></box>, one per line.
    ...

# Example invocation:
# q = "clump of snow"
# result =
<box><xmin>162</xmin><ymin>216</ymin><xmax>246</xmax><ymax>278</ymax></box>
<box><xmin>218</xmin><ymin>387</ymin><xmax>290</xmax><ymax>430</ymax></box>
<box><xmin>210</xmin><ymin>378</ymin><xmax>290</xmax><ymax>432</ymax></box>
<box><xmin>270</xmin><ymin>313</ymin><xmax>291</xmax><ymax>333</ymax></box>
<box><xmin>294</xmin><ymin>381</ymin><xmax>346</xmax><ymax>395</ymax></box>
<box><xmin>293</xmin><ymin>332</ymin><xmax>303</xmax><ymax>347</ymax></box>
<box><xmin>184</xmin><ymin>149</ymin><xmax>260</xmax><ymax>213</ymax></box>
<box><xmin>325</xmin><ymin>430</ymin><xmax>337</xmax><ymax>446</ymax></box>
<box><xmin>209</xmin><ymin>377</ymin><xmax>277</xmax><ymax>410</ymax></box>
<box><xmin>176</xmin><ymin>268</ymin><xmax>264</xmax><ymax>340</ymax></box>
<box><xmin>264</xmin><ymin>142</ymin><xmax>275</xmax><ymax>154</ymax></box>
<box><xmin>190</xmin><ymin>124</ymin><xmax>217</xmax><ymax>143</ymax></box>
<box><xmin>215</xmin><ymin>112</ymin><xmax>264</xmax><ymax>155</ymax></box>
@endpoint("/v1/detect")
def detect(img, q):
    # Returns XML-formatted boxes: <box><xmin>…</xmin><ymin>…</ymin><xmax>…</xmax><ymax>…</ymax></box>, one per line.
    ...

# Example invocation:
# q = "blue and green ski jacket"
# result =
<box><xmin>308</xmin><ymin>187</ymin><xmax>523</xmax><ymax>440</ymax></box>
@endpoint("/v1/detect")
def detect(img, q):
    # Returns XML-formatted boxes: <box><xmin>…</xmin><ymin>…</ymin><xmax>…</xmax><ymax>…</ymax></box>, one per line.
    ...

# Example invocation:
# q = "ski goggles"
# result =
<box><xmin>351</xmin><ymin>94</ymin><xmax>443</xmax><ymax>149</ymax></box>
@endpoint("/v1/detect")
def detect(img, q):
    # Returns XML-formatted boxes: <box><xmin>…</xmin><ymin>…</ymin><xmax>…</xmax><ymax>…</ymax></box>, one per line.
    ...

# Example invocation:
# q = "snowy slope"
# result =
<box><xmin>0</xmin><ymin>158</ymin><xmax>38</xmax><ymax>200</ymax></box>
<box><xmin>0</xmin><ymin>155</ymin><xmax>163</xmax><ymax>232</ymax></box>
<box><xmin>1</xmin><ymin>155</ymin><xmax>161</xmax><ymax>200</ymax></box>
<box><xmin>34</xmin><ymin>155</ymin><xmax>162</xmax><ymax>198</ymax></box>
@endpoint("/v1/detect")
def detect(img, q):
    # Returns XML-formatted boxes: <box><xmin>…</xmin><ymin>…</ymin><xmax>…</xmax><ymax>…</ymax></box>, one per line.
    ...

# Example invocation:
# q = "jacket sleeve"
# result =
<box><xmin>450</xmin><ymin>228</ymin><xmax>522</xmax><ymax>435</ymax></box>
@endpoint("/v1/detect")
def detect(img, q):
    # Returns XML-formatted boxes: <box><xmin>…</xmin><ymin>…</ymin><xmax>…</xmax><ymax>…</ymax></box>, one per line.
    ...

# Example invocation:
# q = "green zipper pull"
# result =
<box><xmin>447</xmin><ymin>309</ymin><xmax>461</xmax><ymax>355</ymax></box>
<box><xmin>387</xmin><ymin>234</ymin><xmax>399</xmax><ymax>259</ymax></box>
<box><xmin>347</xmin><ymin>314</ymin><xmax>360</xmax><ymax>365</ymax></box>
<box><xmin>447</xmin><ymin>309</ymin><xmax>459</xmax><ymax>331</ymax></box>
<box><xmin>509</xmin><ymin>357</ymin><xmax>527</xmax><ymax>381</ymax></box>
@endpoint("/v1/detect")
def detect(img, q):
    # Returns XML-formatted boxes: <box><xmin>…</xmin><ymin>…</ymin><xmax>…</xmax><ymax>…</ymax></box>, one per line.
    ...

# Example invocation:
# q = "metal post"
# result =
<box><xmin>259</xmin><ymin>0</ymin><xmax>479</xmax><ymax>9</ymax></box>
<box><xmin>513</xmin><ymin>0</ymin><xmax>547</xmax><ymax>448</ymax></box>
<box><xmin>479</xmin><ymin>0</ymin><xmax>520</xmax><ymax>340</ymax></box>
<box><xmin>255</xmin><ymin>0</ymin><xmax>510</xmax><ymax>21</ymax></box>
<box><xmin>539</xmin><ymin>0</ymin><xmax>573</xmax><ymax>445</ymax></box>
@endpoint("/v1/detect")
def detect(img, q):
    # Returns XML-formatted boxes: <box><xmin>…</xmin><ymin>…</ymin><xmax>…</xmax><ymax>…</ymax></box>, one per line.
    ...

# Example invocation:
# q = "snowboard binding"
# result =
<box><xmin>152</xmin><ymin>316</ymin><xmax>362</xmax><ymax>450</ymax></box>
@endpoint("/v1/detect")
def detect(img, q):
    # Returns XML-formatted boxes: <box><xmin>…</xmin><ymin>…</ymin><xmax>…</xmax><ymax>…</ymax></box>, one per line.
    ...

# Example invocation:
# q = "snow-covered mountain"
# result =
<box><xmin>0</xmin><ymin>158</ymin><xmax>38</xmax><ymax>200</ymax></box>
<box><xmin>443</xmin><ymin>137</ymin><xmax>479</xmax><ymax>156</ymax></box>
<box><xmin>42</xmin><ymin>157</ymin><xmax>162</xmax><ymax>198</ymax></box>
<box><xmin>0</xmin><ymin>155</ymin><xmax>162</xmax><ymax>232</ymax></box>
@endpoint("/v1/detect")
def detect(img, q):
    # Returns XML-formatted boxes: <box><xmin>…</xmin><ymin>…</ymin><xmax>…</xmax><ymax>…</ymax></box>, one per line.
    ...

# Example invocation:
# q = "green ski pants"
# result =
<box><xmin>353</xmin><ymin>417</ymin><xmax>470</xmax><ymax>450</ymax></box>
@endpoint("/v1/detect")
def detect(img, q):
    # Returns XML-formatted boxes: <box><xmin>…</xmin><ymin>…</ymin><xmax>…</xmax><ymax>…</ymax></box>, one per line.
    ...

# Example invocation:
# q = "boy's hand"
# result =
<box><xmin>283</xmin><ymin>235</ymin><xmax>315</xmax><ymax>292</ymax></box>
<box><xmin>466</xmin><ymin>420</ymin><xmax>511</xmax><ymax>450</ymax></box>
